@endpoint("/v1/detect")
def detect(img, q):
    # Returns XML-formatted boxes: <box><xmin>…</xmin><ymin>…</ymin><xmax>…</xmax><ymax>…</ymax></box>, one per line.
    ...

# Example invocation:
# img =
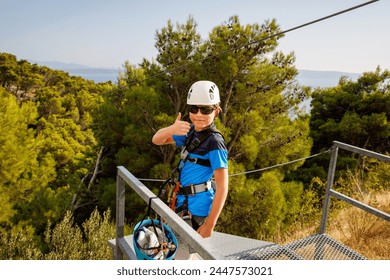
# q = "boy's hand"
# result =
<box><xmin>172</xmin><ymin>112</ymin><xmax>190</xmax><ymax>135</ymax></box>
<box><xmin>197</xmin><ymin>222</ymin><xmax>214</xmax><ymax>238</ymax></box>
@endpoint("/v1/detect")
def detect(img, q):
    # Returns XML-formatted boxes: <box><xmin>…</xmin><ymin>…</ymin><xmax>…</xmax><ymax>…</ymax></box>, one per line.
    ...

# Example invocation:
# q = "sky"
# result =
<box><xmin>1</xmin><ymin>0</ymin><xmax>388</xmax><ymax>74</ymax></box>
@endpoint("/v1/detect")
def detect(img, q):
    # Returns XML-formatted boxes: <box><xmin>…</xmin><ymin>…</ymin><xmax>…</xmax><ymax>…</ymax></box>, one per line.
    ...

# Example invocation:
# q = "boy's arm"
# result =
<box><xmin>152</xmin><ymin>112</ymin><xmax>191</xmax><ymax>145</ymax></box>
<box><xmin>197</xmin><ymin>167</ymin><xmax>228</xmax><ymax>238</ymax></box>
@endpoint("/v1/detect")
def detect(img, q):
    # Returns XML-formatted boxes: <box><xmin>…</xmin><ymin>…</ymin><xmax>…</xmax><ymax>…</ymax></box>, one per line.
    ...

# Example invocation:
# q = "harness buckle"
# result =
<box><xmin>190</xmin><ymin>184</ymin><xmax>196</xmax><ymax>196</ymax></box>
<box><xmin>187</xmin><ymin>157</ymin><xmax>198</xmax><ymax>164</ymax></box>
<box><xmin>180</xmin><ymin>148</ymin><xmax>189</xmax><ymax>160</ymax></box>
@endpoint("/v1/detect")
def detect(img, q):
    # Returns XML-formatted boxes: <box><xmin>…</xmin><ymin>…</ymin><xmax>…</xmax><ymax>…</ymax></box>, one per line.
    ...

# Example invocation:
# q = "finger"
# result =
<box><xmin>183</xmin><ymin>122</ymin><xmax>191</xmax><ymax>133</ymax></box>
<box><xmin>176</xmin><ymin>112</ymin><xmax>182</xmax><ymax>121</ymax></box>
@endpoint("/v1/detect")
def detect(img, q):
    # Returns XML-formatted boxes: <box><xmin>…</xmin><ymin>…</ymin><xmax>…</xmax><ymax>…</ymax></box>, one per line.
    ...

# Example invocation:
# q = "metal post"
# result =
<box><xmin>319</xmin><ymin>144</ymin><xmax>339</xmax><ymax>234</ymax></box>
<box><xmin>115</xmin><ymin>173</ymin><xmax>125</xmax><ymax>260</ymax></box>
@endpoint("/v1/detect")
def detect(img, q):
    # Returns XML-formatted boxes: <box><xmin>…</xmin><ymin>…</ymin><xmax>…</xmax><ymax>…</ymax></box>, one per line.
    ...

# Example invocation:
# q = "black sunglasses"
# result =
<box><xmin>188</xmin><ymin>105</ymin><xmax>216</xmax><ymax>115</ymax></box>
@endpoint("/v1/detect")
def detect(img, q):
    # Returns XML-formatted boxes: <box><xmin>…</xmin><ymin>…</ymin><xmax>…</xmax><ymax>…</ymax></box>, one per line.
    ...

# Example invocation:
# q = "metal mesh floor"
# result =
<box><xmin>285</xmin><ymin>233</ymin><xmax>366</xmax><ymax>260</ymax></box>
<box><xmin>109</xmin><ymin>233</ymin><xmax>367</xmax><ymax>260</ymax></box>
<box><xmin>227</xmin><ymin>243</ymin><xmax>303</xmax><ymax>260</ymax></box>
<box><xmin>226</xmin><ymin>234</ymin><xmax>366</xmax><ymax>260</ymax></box>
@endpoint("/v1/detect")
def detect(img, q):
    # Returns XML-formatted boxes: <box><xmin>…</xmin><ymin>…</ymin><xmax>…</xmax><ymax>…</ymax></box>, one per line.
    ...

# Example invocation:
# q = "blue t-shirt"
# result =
<box><xmin>172</xmin><ymin>129</ymin><xmax>228</xmax><ymax>216</ymax></box>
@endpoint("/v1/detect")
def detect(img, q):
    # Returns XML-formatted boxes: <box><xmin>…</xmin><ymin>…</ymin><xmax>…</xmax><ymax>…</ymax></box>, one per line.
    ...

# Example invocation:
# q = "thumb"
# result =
<box><xmin>176</xmin><ymin>112</ymin><xmax>182</xmax><ymax>121</ymax></box>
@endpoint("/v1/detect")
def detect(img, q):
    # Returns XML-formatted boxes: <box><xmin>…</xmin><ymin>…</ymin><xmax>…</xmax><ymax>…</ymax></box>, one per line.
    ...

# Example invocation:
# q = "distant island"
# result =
<box><xmin>30</xmin><ymin>60</ymin><xmax>361</xmax><ymax>87</ymax></box>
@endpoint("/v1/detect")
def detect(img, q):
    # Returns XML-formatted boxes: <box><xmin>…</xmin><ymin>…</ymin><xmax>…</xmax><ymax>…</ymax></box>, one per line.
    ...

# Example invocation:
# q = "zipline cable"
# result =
<box><xmin>138</xmin><ymin>148</ymin><xmax>331</xmax><ymax>182</ymax></box>
<box><xmin>135</xmin><ymin>1</ymin><xmax>377</xmax><ymax>181</ymax></box>
<box><xmin>130</xmin><ymin>0</ymin><xmax>379</xmax><ymax>86</ymax></box>
<box><xmin>229</xmin><ymin>149</ymin><xmax>331</xmax><ymax>177</ymax></box>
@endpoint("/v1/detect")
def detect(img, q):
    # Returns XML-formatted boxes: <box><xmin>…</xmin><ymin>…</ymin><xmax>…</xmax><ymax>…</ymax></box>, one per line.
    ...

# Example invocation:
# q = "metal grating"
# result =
<box><xmin>225</xmin><ymin>234</ymin><xmax>366</xmax><ymax>260</ymax></box>
<box><xmin>285</xmin><ymin>234</ymin><xmax>366</xmax><ymax>260</ymax></box>
<box><xmin>226</xmin><ymin>244</ymin><xmax>303</xmax><ymax>260</ymax></box>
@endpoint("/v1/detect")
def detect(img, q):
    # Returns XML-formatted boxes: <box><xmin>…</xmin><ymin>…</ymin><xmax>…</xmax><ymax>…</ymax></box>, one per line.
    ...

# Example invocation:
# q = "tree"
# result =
<box><xmin>0</xmin><ymin>53</ymin><xmax>21</xmax><ymax>92</ymax></box>
<box><xmin>310</xmin><ymin>68</ymin><xmax>389</xmax><ymax>154</ymax></box>
<box><xmin>0</xmin><ymin>53</ymin><xmax>44</xmax><ymax>99</ymax></box>
<box><xmin>200</xmin><ymin>17</ymin><xmax>311</xmax><ymax>170</ymax></box>
<box><xmin>0</xmin><ymin>88</ymin><xmax>55</xmax><ymax>225</ymax></box>
<box><xmin>94</xmin><ymin>15</ymin><xmax>312</xmax><ymax>236</ymax></box>
<box><xmin>0</xmin><ymin>54</ymin><xmax>112</xmax><ymax>242</ymax></box>
<box><xmin>289</xmin><ymin>68</ymin><xmax>390</xmax><ymax>204</ymax></box>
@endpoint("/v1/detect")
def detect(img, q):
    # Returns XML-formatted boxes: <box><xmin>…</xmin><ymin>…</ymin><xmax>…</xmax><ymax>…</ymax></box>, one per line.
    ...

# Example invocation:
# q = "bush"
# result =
<box><xmin>0</xmin><ymin>208</ymin><xmax>115</xmax><ymax>260</ymax></box>
<box><xmin>44</xmin><ymin>208</ymin><xmax>115</xmax><ymax>260</ymax></box>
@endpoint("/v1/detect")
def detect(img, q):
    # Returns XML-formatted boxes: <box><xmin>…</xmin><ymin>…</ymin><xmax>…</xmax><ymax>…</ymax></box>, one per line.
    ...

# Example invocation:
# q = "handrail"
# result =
<box><xmin>113</xmin><ymin>141</ymin><xmax>389</xmax><ymax>259</ymax></box>
<box><xmin>333</xmin><ymin>141</ymin><xmax>390</xmax><ymax>162</ymax></box>
<box><xmin>319</xmin><ymin>141</ymin><xmax>390</xmax><ymax>233</ymax></box>
<box><xmin>115</xmin><ymin>166</ymin><xmax>224</xmax><ymax>260</ymax></box>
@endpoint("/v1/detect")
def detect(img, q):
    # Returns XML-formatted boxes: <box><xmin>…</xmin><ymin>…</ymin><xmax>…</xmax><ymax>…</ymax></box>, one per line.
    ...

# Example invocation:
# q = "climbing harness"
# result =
<box><xmin>133</xmin><ymin>197</ymin><xmax>178</xmax><ymax>260</ymax></box>
<box><xmin>157</xmin><ymin>178</ymin><xmax>179</xmax><ymax>210</ymax></box>
<box><xmin>158</xmin><ymin>123</ymin><xmax>221</xmax><ymax>207</ymax></box>
<box><xmin>158</xmin><ymin>123</ymin><xmax>222</xmax><ymax>209</ymax></box>
<box><xmin>178</xmin><ymin>181</ymin><xmax>213</xmax><ymax>196</ymax></box>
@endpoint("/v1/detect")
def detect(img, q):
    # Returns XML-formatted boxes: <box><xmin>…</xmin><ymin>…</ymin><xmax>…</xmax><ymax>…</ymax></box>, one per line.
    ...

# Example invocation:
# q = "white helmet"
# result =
<box><xmin>187</xmin><ymin>80</ymin><xmax>220</xmax><ymax>105</ymax></box>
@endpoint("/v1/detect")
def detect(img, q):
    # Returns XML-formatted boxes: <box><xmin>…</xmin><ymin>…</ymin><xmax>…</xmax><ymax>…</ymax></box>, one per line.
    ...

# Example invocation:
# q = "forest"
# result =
<box><xmin>0</xmin><ymin>15</ymin><xmax>389</xmax><ymax>260</ymax></box>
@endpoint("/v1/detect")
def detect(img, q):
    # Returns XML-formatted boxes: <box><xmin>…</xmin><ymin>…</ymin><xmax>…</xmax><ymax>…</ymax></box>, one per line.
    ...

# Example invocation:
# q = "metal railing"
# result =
<box><xmin>319</xmin><ymin>141</ymin><xmax>390</xmax><ymax>233</ymax></box>
<box><xmin>112</xmin><ymin>141</ymin><xmax>389</xmax><ymax>260</ymax></box>
<box><xmin>115</xmin><ymin>166</ymin><xmax>224</xmax><ymax>260</ymax></box>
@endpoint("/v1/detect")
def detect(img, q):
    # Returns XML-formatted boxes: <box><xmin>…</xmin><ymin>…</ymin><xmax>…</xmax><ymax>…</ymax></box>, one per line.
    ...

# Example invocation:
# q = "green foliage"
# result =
<box><xmin>281</xmin><ymin>181</ymin><xmax>304</xmax><ymax>225</ymax></box>
<box><xmin>153</xmin><ymin>16</ymin><xmax>203</xmax><ymax>112</ymax></box>
<box><xmin>220</xmin><ymin>170</ymin><xmax>288</xmax><ymax>239</ymax></box>
<box><xmin>44</xmin><ymin>211</ymin><xmax>85</xmax><ymax>259</ymax></box>
<box><xmin>1</xmin><ymin>12</ymin><xmax>388</xmax><ymax>259</ymax></box>
<box><xmin>334</xmin><ymin>158</ymin><xmax>390</xmax><ymax>197</ymax></box>
<box><xmin>44</xmin><ymin>209</ymin><xmax>115</xmax><ymax>260</ymax></box>
<box><xmin>0</xmin><ymin>53</ymin><xmax>113</xmax><ymax>253</ymax></box>
<box><xmin>81</xmin><ymin>209</ymin><xmax>116</xmax><ymax>259</ymax></box>
<box><xmin>94</xmin><ymin>83</ymin><xmax>164</xmax><ymax>178</ymax></box>
<box><xmin>310</xmin><ymin>68</ymin><xmax>389</xmax><ymax>153</ymax></box>
<box><xmin>0</xmin><ymin>208</ymin><xmax>116</xmax><ymax>260</ymax></box>
<box><xmin>289</xmin><ymin>68</ymin><xmax>389</xmax><ymax>204</ymax></box>
<box><xmin>0</xmin><ymin>88</ymin><xmax>55</xmax><ymax>225</ymax></box>
<box><xmin>0</xmin><ymin>224</ymin><xmax>43</xmax><ymax>260</ymax></box>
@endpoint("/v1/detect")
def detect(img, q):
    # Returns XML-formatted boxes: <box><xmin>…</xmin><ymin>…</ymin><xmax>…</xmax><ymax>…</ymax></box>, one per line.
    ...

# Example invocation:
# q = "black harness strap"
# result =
<box><xmin>180</xmin><ymin>123</ymin><xmax>221</xmax><ymax>167</ymax></box>
<box><xmin>186</xmin><ymin>157</ymin><xmax>211</xmax><ymax>167</ymax></box>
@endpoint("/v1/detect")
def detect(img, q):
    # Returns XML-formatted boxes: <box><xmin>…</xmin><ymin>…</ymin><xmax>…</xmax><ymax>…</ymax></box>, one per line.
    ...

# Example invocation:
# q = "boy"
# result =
<box><xmin>152</xmin><ymin>80</ymin><xmax>228</xmax><ymax>238</ymax></box>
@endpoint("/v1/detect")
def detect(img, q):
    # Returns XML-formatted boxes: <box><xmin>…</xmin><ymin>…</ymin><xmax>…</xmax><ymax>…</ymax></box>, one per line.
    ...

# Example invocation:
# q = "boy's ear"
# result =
<box><xmin>215</xmin><ymin>107</ymin><xmax>221</xmax><ymax>116</ymax></box>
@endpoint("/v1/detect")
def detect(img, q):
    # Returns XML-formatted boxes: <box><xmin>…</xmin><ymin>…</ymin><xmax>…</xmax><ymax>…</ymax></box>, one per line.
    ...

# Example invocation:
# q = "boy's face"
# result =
<box><xmin>188</xmin><ymin>105</ymin><xmax>220</xmax><ymax>131</ymax></box>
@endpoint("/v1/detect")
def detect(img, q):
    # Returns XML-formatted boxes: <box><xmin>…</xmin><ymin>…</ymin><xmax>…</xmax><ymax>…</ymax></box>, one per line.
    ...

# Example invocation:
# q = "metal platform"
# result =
<box><xmin>108</xmin><ymin>231</ymin><xmax>275</xmax><ymax>260</ymax></box>
<box><xmin>108</xmin><ymin>232</ymin><xmax>365</xmax><ymax>260</ymax></box>
<box><xmin>208</xmin><ymin>231</ymin><xmax>275</xmax><ymax>259</ymax></box>
<box><xmin>227</xmin><ymin>243</ymin><xmax>303</xmax><ymax>260</ymax></box>
<box><xmin>224</xmin><ymin>234</ymin><xmax>365</xmax><ymax>260</ymax></box>
<box><xmin>112</xmin><ymin>142</ymin><xmax>389</xmax><ymax>260</ymax></box>
<box><xmin>285</xmin><ymin>233</ymin><xmax>366</xmax><ymax>260</ymax></box>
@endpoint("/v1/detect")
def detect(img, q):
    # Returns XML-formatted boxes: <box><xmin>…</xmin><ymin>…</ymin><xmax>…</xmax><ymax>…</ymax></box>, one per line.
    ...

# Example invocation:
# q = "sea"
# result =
<box><xmin>31</xmin><ymin>60</ymin><xmax>361</xmax><ymax>87</ymax></box>
<box><xmin>65</xmin><ymin>68</ymin><xmax>120</xmax><ymax>83</ymax></box>
<box><xmin>66</xmin><ymin>68</ymin><xmax>361</xmax><ymax>88</ymax></box>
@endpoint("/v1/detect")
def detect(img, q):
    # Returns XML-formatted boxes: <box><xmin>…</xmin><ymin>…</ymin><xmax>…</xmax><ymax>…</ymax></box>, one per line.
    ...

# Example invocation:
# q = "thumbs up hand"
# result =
<box><xmin>172</xmin><ymin>112</ymin><xmax>191</xmax><ymax>135</ymax></box>
<box><xmin>151</xmin><ymin>112</ymin><xmax>191</xmax><ymax>145</ymax></box>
